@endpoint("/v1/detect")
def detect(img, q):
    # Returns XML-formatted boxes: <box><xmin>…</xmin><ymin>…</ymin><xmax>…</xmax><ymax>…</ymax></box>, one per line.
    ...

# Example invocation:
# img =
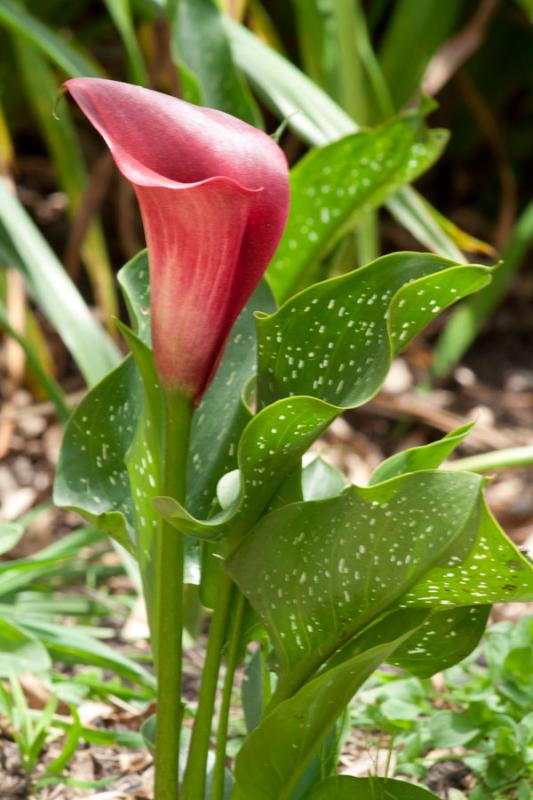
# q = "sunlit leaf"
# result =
<box><xmin>0</xmin><ymin>618</ymin><xmax>51</xmax><ymax>676</ymax></box>
<box><xmin>267</xmin><ymin>113</ymin><xmax>448</xmax><ymax>302</ymax></box>
<box><xmin>0</xmin><ymin>182</ymin><xmax>119</xmax><ymax>386</ymax></box>
<box><xmin>258</xmin><ymin>253</ymin><xmax>491</xmax><ymax>409</ymax></box>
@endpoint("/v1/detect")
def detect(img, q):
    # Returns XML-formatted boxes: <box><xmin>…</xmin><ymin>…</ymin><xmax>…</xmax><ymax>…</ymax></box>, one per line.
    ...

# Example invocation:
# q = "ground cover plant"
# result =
<box><xmin>351</xmin><ymin>616</ymin><xmax>533</xmax><ymax>799</ymax></box>
<box><xmin>0</xmin><ymin>2</ymin><xmax>532</xmax><ymax>799</ymax></box>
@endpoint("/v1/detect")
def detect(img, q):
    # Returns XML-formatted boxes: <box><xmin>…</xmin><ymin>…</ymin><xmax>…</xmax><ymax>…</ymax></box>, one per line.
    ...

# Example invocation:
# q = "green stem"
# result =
<box><xmin>211</xmin><ymin>591</ymin><xmax>246</xmax><ymax>800</ymax></box>
<box><xmin>181</xmin><ymin>570</ymin><xmax>234</xmax><ymax>799</ymax></box>
<box><xmin>446</xmin><ymin>446</ymin><xmax>533</xmax><ymax>474</ymax></box>
<box><xmin>154</xmin><ymin>387</ymin><xmax>193</xmax><ymax>800</ymax></box>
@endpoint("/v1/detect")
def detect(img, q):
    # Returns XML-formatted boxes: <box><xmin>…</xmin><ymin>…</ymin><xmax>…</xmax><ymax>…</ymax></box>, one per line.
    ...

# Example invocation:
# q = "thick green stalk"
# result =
<box><xmin>211</xmin><ymin>591</ymin><xmax>246</xmax><ymax>800</ymax></box>
<box><xmin>181</xmin><ymin>570</ymin><xmax>235</xmax><ymax>799</ymax></box>
<box><xmin>154</xmin><ymin>388</ymin><xmax>193</xmax><ymax>800</ymax></box>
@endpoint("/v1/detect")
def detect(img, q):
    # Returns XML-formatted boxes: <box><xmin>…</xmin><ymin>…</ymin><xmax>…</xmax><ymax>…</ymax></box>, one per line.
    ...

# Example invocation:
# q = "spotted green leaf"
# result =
<box><xmin>228</xmin><ymin>473</ymin><xmax>533</xmax><ymax>798</ymax></box>
<box><xmin>117</xmin><ymin>251</ymin><xmax>277</xmax><ymax>520</ymax></box>
<box><xmin>117</xmin><ymin>251</ymin><xmax>151</xmax><ymax>345</ymax></box>
<box><xmin>227</xmin><ymin>471</ymin><xmax>483</xmax><ymax>679</ymax></box>
<box><xmin>267</xmin><ymin>112</ymin><xmax>448</xmax><ymax>302</ymax></box>
<box><xmin>390</xmin><ymin>605</ymin><xmax>491</xmax><ymax>678</ymax></box>
<box><xmin>157</xmin><ymin>254</ymin><xmax>491</xmax><ymax>540</ymax></box>
<box><xmin>232</xmin><ymin>610</ymin><xmax>427</xmax><ymax>800</ymax></box>
<box><xmin>369</xmin><ymin>423</ymin><xmax>474</xmax><ymax>485</ymax></box>
<box><xmin>257</xmin><ymin>253</ymin><xmax>491</xmax><ymax>408</ymax></box>
<box><xmin>155</xmin><ymin>395</ymin><xmax>337</xmax><ymax>539</ymax></box>
<box><xmin>402</xmin><ymin>497</ymin><xmax>533</xmax><ymax>608</ymax></box>
<box><xmin>53</xmin><ymin>356</ymin><xmax>141</xmax><ymax>554</ymax></box>
<box><xmin>307</xmin><ymin>776</ymin><xmax>439</xmax><ymax>799</ymax></box>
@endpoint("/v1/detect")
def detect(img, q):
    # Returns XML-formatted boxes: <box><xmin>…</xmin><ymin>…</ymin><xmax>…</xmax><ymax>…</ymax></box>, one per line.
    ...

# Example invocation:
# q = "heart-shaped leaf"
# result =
<box><xmin>227</xmin><ymin>476</ymin><xmax>532</xmax><ymax>691</ymax></box>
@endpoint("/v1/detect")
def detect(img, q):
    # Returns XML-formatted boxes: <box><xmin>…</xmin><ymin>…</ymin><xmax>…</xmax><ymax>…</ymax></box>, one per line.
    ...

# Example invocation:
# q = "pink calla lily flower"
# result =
<box><xmin>65</xmin><ymin>78</ymin><xmax>289</xmax><ymax>401</ymax></box>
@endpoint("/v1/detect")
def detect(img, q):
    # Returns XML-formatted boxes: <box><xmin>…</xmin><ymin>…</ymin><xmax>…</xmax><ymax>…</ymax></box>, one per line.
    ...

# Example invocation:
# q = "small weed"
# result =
<box><xmin>351</xmin><ymin>617</ymin><xmax>533</xmax><ymax>798</ymax></box>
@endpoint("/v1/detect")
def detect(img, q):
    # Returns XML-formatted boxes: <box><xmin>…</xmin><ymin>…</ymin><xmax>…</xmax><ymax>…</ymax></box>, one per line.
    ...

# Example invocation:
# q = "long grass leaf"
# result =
<box><xmin>0</xmin><ymin>182</ymin><xmax>120</xmax><ymax>386</ymax></box>
<box><xmin>433</xmin><ymin>201</ymin><xmax>533</xmax><ymax>376</ymax></box>
<box><xmin>14</xmin><ymin>39</ymin><xmax>118</xmax><ymax>322</ymax></box>
<box><xmin>0</xmin><ymin>299</ymin><xmax>70</xmax><ymax>421</ymax></box>
<box><xmin>103</xmin><ymin>0</ymin><xmax>149</xmax><ymax>84</ymax></box>
<box><xmin>378</xmin><ymin>0</ymin><xmax>463</xmax><ymax>108</ymax></box>
<box><xmin>0</xmin><ymin>0</ymin><xmax>104</xmax><ymax>77</ymax></box>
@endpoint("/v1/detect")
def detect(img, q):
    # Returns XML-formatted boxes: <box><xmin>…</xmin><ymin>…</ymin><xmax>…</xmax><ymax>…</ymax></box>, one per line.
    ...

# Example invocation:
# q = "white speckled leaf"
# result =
<box><xmin>402</xmin><ymin>497</ymin><xmax>533</xmax><ymax>607</ymax></box>
<box><xmin>232</xmin><ymin>610</ymin><xmax>428</xmax><ymax>800</ymax></box>
<box><xmin>389</xmin><ymin>605</ymin><xmax>491</xmax><ymax>677</ymax></box>
<box><xmin>117</xmin><ymin>250</ymin><xmax>151</xmax><ymax>344</ymax></box>
<box><xmin>157</xmin><ymin>254</ymin><xmax>491</xmax><ymax>540</ymax></box>
<box><xmin>267</xmin><ymin>112</ymin><xmax>447</xmax><ymax>303</ymax></box>
<box><xmin>53</xmin><ymin>356</ymin><xmax>142</xmax><ymax>554</ymax></box>
<box><xmin>227</xmin><ymin>471</ymin><xmax>484</xmax><ymax>677</ymax></box>
<box><xmin>155</xmin><ymin>396</ymin><xmax>337</xmax><ymax>539</ymax></box>
<box><xmin>188</xmin><ymin>280</ymin><xmax>276</xmax><ymax>518</ymax></box>
<box><xmin>257</xmin><ymin>253</ymin><xmax>491</xmax><ymax>409</ymax></box>
<box><xmin>118</xmin><ymin>253</ymin><xmax>278</xmax><ymax>520</ymax></box>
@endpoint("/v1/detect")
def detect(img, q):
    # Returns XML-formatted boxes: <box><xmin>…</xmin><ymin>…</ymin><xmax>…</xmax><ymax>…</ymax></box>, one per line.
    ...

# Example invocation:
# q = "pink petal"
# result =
<box><xmin>65</xmin><ymin>78</ymin><xmax>289</xmax><ymax>398</ymax></box>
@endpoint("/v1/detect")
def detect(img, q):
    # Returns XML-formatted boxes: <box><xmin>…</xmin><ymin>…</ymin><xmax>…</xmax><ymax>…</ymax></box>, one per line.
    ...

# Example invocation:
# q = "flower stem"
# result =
<box><xmin>211</xmin><ymin>591</ymin><xmax>246</xmax><ymax>800</ymax></box>
<box><xmin>181</xmin><ymin>570</ymin><xmax>234</xmax><ymax>799</ymax></box>
<box><xmin>154</xmin><ymin>387</ymin><xmax>193</xmax><ymax>800</ymax></box>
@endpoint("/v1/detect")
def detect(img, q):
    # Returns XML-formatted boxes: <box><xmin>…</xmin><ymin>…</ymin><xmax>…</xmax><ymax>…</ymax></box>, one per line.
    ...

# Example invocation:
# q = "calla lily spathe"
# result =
<box><xmin>65</xmin><ymin>78</ymin><xmax>290</xmax><ymax>400</ymax></box>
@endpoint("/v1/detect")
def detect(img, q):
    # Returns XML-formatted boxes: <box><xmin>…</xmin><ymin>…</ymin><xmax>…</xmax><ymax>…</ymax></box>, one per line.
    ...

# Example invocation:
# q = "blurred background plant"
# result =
<box><xmin>0</xmin><ymin>0</ymin><xmax>532</xmax><ymax>796</ymax></box>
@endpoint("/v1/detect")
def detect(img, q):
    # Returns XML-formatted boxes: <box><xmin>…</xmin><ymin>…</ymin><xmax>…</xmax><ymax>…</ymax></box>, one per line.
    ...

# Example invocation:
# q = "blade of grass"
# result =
<box><xmin>433</xmin><ymin>200</ymin><xmax>533</xmax><ymax>376</ymax></box>
<box><xmin>168</xmin><ymin>0</ymin><xmax>262</xmax><ymax>124</ymax></box>
<box><xmin>378</xmin><ymin>0</ymin><xmax>463</xmax><ymax>108</ymax></box>
<box><xmin>0</xmin><ymin>181</ymin><xmax>120</xmax><ymax>386</ymax></box>
<box><xmin>46</xmin><ymin>705</ymin><xmax>82</xmax><ymax>775</ymax></box>
<box><xmin>103</xmin><ymin>0</ymin><xmax>149</xmax><ymax>84</ymax></box>
<box><xmin>0</xmin><ymin>298</ymin><xmax>69</xmax><ymax>421</ymax></box>
<box><xmin>14</xmin><ymin>39</ymin><xmax>118</xmax><ymax>325</ymax></box>
<box><xmin>0</xmin><ymin>0</ymin><xmax>104</xmax><ymax>77</ymax></box>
